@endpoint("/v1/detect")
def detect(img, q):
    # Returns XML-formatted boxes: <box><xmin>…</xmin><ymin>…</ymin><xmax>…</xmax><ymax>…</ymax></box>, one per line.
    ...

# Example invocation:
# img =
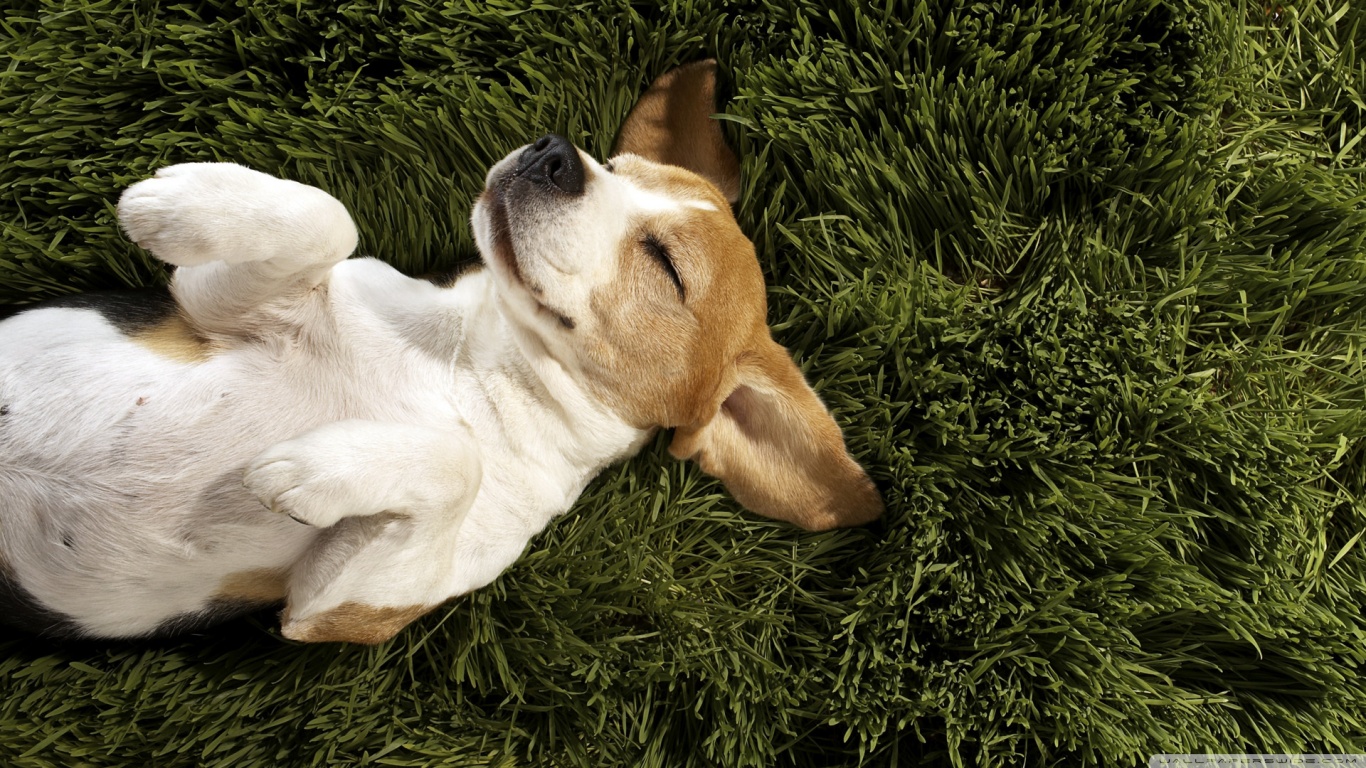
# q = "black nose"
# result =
<box><xmin>515</xmin><ymin>134</ymin><xmax>585</xmax><ymax>195</ymax></box>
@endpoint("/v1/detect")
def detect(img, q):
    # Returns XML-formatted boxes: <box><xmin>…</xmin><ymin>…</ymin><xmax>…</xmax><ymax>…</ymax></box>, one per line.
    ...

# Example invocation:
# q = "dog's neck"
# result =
<box><xmin>438</xmin><ymin>268</ymin><xmax>651</xmax><ymax>527</ymax></box>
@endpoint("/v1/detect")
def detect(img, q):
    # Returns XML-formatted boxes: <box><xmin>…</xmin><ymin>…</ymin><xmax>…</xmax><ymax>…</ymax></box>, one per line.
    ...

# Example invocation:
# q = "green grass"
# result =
<box><xmin>2</xmin><ymin>0</ymin><xmax>1366</xmax><ymax>765</ymax></box>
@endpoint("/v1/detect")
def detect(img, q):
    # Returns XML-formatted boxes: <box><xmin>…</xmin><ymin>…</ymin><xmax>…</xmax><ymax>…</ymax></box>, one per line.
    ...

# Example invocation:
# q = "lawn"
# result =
<box><xmin>1</xmin><ymin>1</ymin><xmax>1365</xmax><ymax>766</ymax></box>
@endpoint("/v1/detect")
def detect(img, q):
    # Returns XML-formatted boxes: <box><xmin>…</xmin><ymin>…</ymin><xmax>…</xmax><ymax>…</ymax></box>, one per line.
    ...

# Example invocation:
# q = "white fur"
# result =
<box><xmin>0</xmin><ymin>161</ymin><xmax>654</xmax><ymax>638</ymax></box>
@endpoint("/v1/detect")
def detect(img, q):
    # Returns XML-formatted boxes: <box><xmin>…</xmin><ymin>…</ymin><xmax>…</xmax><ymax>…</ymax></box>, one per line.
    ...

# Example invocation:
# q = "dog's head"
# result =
<box><xmin>471</xmin><ymin>61</ymin><xmax>882</xmax><ymax>531</ymax></box>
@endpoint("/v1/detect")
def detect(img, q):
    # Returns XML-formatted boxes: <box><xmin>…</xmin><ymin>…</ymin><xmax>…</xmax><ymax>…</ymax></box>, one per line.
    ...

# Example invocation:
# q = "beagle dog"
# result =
<box><xmin>0</xmin><ymin>61</ymin><xmax>882</xmax><ymax>644</ymax></box>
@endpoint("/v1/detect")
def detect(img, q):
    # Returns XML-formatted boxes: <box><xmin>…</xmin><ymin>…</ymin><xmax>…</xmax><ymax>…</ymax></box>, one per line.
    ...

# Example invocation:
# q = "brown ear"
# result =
<box><xmin>668</xmin><ymin>337</ymin><xmax>883</xmax><ymax>531</ymax></box>
<box><xmin>613</xmin><ymin>59</ymin><xmax>741</xmax><ymax>204</ymax></box>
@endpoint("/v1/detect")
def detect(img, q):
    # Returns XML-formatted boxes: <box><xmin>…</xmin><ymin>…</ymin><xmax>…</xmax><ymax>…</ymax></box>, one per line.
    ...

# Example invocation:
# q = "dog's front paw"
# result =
<box><xmin>244</xmin><ymin>437</ymin><xmax>364</xmax><ymax>528</ymax></box>
<box><xmin>118</xmin><ymin>163</ymin><xmax>356</xmax><ymax>267</ymax></box>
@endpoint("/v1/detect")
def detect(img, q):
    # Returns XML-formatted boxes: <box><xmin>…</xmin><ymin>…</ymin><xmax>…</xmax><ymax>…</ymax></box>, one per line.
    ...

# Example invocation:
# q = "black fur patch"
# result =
<box><xmin>417</xmin><ymin>261</ymin><xmax>484</xmax><ymax>288</ymax></box>
<box><xmin>152</xmin><ymin>598</ymin><xmax>280</xmax><ymax>637</ymax></box>
<box><xmin>1</xmin><ymin>288</ymin><xmax>177</xmax><ymax>334</ymax></box>
<box><xmin>0</xmin><ymin>569</ymin><xmax>280</xmax><ymax>640</ymax></box>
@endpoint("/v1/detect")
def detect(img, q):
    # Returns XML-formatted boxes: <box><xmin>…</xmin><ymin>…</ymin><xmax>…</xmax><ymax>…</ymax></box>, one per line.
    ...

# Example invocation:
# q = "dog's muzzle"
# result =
<box><xmin>514</xmin><ymin>134</ymin><xmax>585</xmax><ymax>196</ymax></box>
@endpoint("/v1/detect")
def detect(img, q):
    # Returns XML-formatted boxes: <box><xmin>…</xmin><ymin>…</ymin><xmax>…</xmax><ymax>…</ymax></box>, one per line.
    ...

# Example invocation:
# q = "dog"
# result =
<box><xmin>0</xmin><ymin>61</ymin><xmax>882</xmax><ymax>644</ymax></box>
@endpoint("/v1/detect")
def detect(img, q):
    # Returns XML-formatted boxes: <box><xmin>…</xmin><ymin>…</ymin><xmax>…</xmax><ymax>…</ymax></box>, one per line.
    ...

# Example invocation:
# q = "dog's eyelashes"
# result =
<box><xmin>602</xmin><ymin>160</ymin><xmax>615</xmax><ymax>173</ymax></box>
<box><xmin>642</xmin><ymin>235</ymin><xmax>684</xmax><ymax>301</ymax></box>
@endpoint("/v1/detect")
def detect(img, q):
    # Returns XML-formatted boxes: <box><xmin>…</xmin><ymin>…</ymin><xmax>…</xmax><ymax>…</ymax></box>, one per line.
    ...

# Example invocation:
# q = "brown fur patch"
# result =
<box><xmin>132</xmin><ymin>313</ymin><xmax>212</xmax><ymax>363</ymax></box>
<box><xmin>589</xmin><ymin>61</ymin><xmax>885</xmax><ymax>530</ymax></box>
<box><xmin>216</xmin><ymin>568</ymin><xmax>289</xmax><ymax>604</ymax></box>
<box><xmin>578</xmin><ymin>159</ymin><xmax>882</xmax><ymax>530</ymax></box>
<box><xmin>668</xmin><ymin>340</ymin><xmax>885</xmax><ymax>531</ymax></box>
<box><xmin>583</xmin><ymin>156</ymin><xmax>765</xmax><ymax>431</ymax></box>
<box><xmin>612</xmin><ymin>59</ymin><xmax>741</xmax><ymax>203</ymax></box>
<box><xmin>281</xmin><ymin>601</ymin><xmax>434</xmax><ymax>645</ymax></box>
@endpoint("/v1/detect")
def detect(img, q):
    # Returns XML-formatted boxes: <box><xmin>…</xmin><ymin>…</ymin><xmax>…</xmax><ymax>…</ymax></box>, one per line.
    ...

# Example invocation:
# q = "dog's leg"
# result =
<box><xmin>117</xmin><ymin>163</ymin><xmax>358</xmax><ymax>334</ymax></box>
<box><xmin>243</xmin><ymin>420</ymin><xmax>481</xmax><ymax>644</ymax></box>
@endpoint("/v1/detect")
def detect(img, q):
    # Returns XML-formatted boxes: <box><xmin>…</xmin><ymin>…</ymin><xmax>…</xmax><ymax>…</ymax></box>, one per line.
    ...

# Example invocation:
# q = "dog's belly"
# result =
<box><xmin>0</xmin><ymin>305</ymin><xmax>340</xmax><ymax>637</ymax></box>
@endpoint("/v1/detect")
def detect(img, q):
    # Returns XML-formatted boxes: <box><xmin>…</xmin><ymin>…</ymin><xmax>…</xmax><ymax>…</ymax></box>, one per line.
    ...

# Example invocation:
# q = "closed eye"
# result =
<box><xmin>642</xmin><ymin>235</ymin><xmax>684</xmax><ymax>300</ymax></box>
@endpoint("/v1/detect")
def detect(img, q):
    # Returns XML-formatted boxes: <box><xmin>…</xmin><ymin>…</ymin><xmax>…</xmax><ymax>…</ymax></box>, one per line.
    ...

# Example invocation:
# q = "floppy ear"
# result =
<box><xmin>613</xmin><ymin>59</ymin><xmax>741</xmax><ymax>204</ymax></box>
<box><xmin>669</xmin><ymin>337</ymin><xmax>883</xmax><ymax>531</ymax></box>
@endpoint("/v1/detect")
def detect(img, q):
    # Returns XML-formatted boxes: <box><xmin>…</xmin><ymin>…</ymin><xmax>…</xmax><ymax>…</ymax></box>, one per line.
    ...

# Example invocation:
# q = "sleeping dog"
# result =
<box><xmin>0</xmin><ymin>62</ymin><xmax>882</xmax><ymax>644</ymax></box>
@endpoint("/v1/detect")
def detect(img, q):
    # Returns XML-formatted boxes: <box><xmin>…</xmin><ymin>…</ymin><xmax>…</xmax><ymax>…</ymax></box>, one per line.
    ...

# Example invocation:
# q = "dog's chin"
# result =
<box><xmin>475</xmin><ymin>186</ymin><xmax>526</xmax><ymax>288</ymax></box>
<box><xmin>474</xmin><ymin>188</ymin><xmax>580</xmax><ymax>336</ymax></box>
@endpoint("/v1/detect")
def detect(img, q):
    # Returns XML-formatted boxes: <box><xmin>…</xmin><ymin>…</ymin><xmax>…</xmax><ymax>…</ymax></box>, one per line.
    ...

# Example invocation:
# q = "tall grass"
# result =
<box><xmin>2</xmin><ymin>1</ymin><xmax>1364</xmax><ymax>765</ymax></box>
